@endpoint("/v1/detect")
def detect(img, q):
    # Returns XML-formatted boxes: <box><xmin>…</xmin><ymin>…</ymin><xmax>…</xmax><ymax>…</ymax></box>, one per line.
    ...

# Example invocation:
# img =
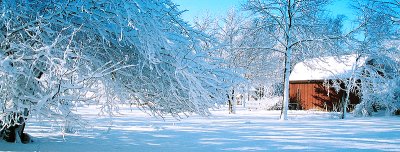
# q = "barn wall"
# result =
<box><xmin>289</xmin><ymin>80</ymin><xmax>360</xmax><ymax>111</ymax></box>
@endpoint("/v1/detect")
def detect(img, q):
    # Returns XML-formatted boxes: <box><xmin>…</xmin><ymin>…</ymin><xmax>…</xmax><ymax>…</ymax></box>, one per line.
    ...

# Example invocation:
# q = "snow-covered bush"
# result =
<box><xmin>0</xmin><ymin>0</ymin><xmax>235</xmax><ymax>143</ymax></box>
<box><xmin>354</xmin><ymin>55</ymin><xmax>400</xmax><ymax>116</ymax></box>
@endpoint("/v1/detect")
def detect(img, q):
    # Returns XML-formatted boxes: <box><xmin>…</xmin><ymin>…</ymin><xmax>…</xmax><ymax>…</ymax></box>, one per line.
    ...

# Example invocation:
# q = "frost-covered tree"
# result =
<box><xmin>349</xmin><ymin>0</ymin><xmax>400</xmax><ymax>116</ymax></box>
<box><xmin>210</xmin><ymin>9</ymin><xmax>246</xmax><ymax>113</ymax></box>
<box><xmin>0</xmin><ymin>0</ymin><xmax>234</xmax><ymax>143</ymax></box>
<box><xmin>365</xmin><ymin>0</ymin><xmax>399</xmax><ymax>24</ymax></box>
<box><xmin>243</xmin><ymin>0</ymin><xmax>343</xmax><ymax>120</ymax></box>
<box><xmin>193</xmin><ymin>9</ymin><xmax>285</xmax><ymax>111</ymax></box>
<box><xmin>326</xmin><ymin>0</ymin><xmax>400</xmax><ymax>118</ymax></box>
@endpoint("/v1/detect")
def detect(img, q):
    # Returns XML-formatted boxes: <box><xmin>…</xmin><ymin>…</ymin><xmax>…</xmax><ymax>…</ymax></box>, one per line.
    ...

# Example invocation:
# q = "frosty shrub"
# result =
<box><xmin>0</xmin><ymin>0</ymin><xmax>234</xmax><ymax>143</ymax></box>
<box><xmin>354</xmin><ymin>55</ymin><xmax>400</xmax><ymax>116</ymax></box>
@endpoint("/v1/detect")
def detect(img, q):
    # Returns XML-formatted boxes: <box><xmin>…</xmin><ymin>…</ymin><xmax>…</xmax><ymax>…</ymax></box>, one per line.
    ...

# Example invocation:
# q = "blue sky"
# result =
<box><xmin>172</xmin><ymin>0</ymin><xmax>357</xmax><ymax>32</ymax></box>
<box><xmin>172</xmin><ymin>0</ymin><xmax>245</xmax><ymax>23</ymax></box>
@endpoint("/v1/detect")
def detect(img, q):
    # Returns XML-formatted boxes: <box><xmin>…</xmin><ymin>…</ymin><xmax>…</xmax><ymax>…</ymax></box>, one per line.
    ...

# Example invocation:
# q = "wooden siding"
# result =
<box><xmin>289</xmin><ymin>80</ymin><xmax>360</xmax><ymax>111</ymax></box>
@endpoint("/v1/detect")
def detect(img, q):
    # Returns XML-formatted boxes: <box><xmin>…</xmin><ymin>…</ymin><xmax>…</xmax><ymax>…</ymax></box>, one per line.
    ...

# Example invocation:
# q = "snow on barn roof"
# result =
<box><xmin>289</xmin><ymin>54</ymin><xmax>367</xmax><ymax>81</ymax></box>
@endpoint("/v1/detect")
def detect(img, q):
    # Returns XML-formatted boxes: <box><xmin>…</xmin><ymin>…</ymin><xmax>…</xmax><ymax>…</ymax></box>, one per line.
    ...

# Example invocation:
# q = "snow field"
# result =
<box><xmin>1</xmin><ymin>106</ymin><xmax>400</xmax><ymax>152</ymax></box>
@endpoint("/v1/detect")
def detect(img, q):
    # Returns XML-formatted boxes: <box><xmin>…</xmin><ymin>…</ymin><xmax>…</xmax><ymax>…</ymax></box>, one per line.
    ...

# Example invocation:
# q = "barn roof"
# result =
<box><xmin>289</xmin><ymin>54</ymin><xmax>367</xmax><ymax>81</ymax></box>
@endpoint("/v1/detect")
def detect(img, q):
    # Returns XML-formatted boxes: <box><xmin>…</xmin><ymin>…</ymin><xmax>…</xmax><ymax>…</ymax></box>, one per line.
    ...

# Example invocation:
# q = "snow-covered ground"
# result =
<box><xmin>1</xmin><ymin>106</ymin><xmax>400</xmax><ymax>152</ymax></box>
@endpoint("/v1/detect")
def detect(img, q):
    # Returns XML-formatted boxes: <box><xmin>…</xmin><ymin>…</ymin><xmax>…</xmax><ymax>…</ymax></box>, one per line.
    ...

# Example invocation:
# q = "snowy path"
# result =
<box><xmin>1</xmin><ymin>107</ymin><xmax>400</xmax><ymax>151</ymax></box>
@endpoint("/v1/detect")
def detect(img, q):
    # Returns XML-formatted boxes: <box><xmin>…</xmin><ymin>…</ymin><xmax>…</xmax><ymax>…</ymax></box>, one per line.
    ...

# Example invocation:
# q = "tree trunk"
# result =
<box><xmin>1</xmin><ymin>112</ymin><xmax>31</xmax><ymax>143</ymax></box>
<box><xmin>2</xmin><ymin>117</ymin><xmax>23</xmax><ymax>143</ymax></box>
<box><xmin>228</xmin><ymin>89</ymin><xmax>235</xmax><ymax>114</ymax></box>
<box><xmin>341</xmin><ymin>85</ymin><xmax>351</xmax><ymax>119</ymax></box>
<box><xmin>230</xmin><ymin>89</ymin><xmax>234</xmax><ymax>114</ymax></box>
<box><xmin>341</xmin><ymin>60</ymin><xmax>358</xmax><ymax>119</ymax></box>
<box><xmin>340</xmin><ymin>94</ymin><xmax>346</xmax><ymax>119</ymax></box>
<box><xmin>281</xmin><ymin>50</ymin><xmax>291</xmax><ymax>120</ymax></box>
<box><xmin>280</xmin><ymin>0</ymin><xmax>293</xmax><ymax>120</ymax></box>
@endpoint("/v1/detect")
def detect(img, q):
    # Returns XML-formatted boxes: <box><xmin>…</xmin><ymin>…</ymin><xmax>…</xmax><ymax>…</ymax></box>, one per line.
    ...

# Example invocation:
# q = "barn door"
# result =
<box><xmin>296</xmin><ymin>88</ymin><xmax>301</xmax><ymax>110</ymax></box>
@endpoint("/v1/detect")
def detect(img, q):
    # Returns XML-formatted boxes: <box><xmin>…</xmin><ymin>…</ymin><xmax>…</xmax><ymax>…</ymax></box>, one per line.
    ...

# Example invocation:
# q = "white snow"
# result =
<box><xmin>247</xmin><ymin>96</ymin><xmax>282</xmax><ymax>110</ymax></box>
<box><xmin>290</xmin><ymin>54</ymin><xmax>367</xmax><ymax>81</ymax></box>
<box><xmin>1</xmin><ymin>105</ymin><xmax>400</xmax><ymax>151</ymax></box>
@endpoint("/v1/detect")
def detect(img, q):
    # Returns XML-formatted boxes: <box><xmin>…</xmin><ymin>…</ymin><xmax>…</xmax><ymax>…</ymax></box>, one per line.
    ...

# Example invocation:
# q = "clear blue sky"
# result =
<box><xmin>172</xmin><ymin>0</ymin><xmax>357</xmax><ymax>32</ymax></box>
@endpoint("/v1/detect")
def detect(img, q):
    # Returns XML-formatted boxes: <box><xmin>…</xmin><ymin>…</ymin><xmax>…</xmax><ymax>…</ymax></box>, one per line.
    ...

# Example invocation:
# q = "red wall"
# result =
<box><xmin>289</xmin><ymin>80</ymin><xmax>359</xmax><ymax>111</ymax></box>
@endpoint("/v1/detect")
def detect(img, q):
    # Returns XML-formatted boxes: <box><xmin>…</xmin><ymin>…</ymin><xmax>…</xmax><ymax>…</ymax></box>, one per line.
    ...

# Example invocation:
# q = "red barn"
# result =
<box><xmin>289</xmin><ymin>55</ymin><xmax>364</xmax><ymax>111</ymax></box>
